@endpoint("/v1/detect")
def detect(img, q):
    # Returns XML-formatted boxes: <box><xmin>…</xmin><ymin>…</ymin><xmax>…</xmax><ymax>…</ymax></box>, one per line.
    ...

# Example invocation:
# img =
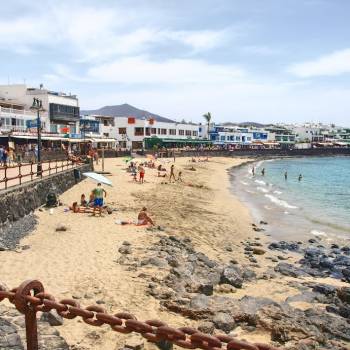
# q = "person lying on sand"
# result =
<box><xmin>138</xmin><ymin>207</ymin><xmax>154</xmax><ymax>226</ymax></box>
<box><xmin>70</xmin><ymin>202</ymin><xmax>94</xmax><ymax>213</ymax></box>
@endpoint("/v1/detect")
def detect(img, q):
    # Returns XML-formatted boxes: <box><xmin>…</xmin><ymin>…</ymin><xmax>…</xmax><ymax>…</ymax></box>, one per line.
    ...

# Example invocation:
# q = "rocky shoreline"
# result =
<box><xmin>0</xmin><ymin>214</ymin><xmax>37</xmax><ymax>251</ymax></box>
<box><xmin>117</xmin><ymin>233</ymin><xmax>350</xmax><ymax>349</ymax></box>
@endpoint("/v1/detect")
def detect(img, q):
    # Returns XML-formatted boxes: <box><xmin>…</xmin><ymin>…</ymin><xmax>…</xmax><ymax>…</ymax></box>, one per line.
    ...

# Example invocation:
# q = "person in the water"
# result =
<box><xmin>298</xmin><ymin>174</ymin><xmax>303</xmax><ymax>181</ymax></box>
<box><xmin>284</xmin><ymin>171</ymin><xmax>288</xmax><ymax>180</ymax></box>
<box><xmin>261</xmin><ymin>168</ymin><xmax>265</xmax><ymax>176</ymax></box>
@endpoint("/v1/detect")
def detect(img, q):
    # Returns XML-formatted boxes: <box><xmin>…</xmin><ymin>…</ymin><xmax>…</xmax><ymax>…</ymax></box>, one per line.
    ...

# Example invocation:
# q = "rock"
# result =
<box><xmin>122</xmin><ymin>241</ymin><xmax>131</xmax><ymax>246</ymax></box>
<box><xmin>197</xmin><ymin>321</ymin><xmax>215</xmax><ymax>334</ymax></box>
<box><xmin>252</xmin><ymin>248</ymin><xmax>265</xmax><ymax>255</ymax></box>
<box><xmin>225</xmin><ymin>246</ymin><xmax>233</xmax><ymax>252</ymax></box>
<box><xmin>189</xmin><ymin>294</ymin><xmax>210</xmax><ymax>310</ymax></box>
<box><xmin>308</xmin><ymin>238</ymin><xmax>317</xmax><ymax>243</ymax></box>
<box><xmin>230</xmin><ymin>259</ymin><xmax>239</xmax><ymax>265</ymax></box>
<box><xmin>312</xmin><ymin>284</ymin><xmax>337</xmax><ymax>296</ymax></box>
<box><xmin>274</xmin><ymin>263</ymin><xmax>309</xmax><ymax>278</ymax></box>
<box><xmin>212</xmin><ymin>312</ymin><xmax>235</xmax><ymax>333</ymax></box>
<box><xmin>0</xmin><ymin>242</ymin><xmax>7</xmax><ymax>251</ymax></box>
<box><xmin>155</xmin><ymin>340</ymin><xmax>173</xmax><ymax>350</ymax></box>
<box><xmin>124</xmin><ymin>335</ymin><xmax>144</xmax><ymax>350</ymax></box>
<box><xmin>259</xmin><ymin>221</ymin><xmax>268</xmax><ymax>225</ymax></box>
<box><xmin>55</xmin><ymin>223</ymin><xmax>68</xmax><ymax>232</ymax></box>
<box><xmin>197</xmin><ymin>283</ymin><xmax>214</xmax><ymax>296</ymax></box>
<box><xmin>21</xmin><ymin>245</ymin><xmax>30</xmax><ymax>250</ymax></box>
<box><xmin>337</xmin><ymin>287</ymin><xmax>350</xmax><ymax>304</ymax></box>
<box><xmin>215</xmin><ymin>284</ymin><xmax>236</xmax><ymax>294</ymax></box>
<box><xmin>40</xmin><ymin>310</ymin><xmax>64</xmax><ymax>326</ymax></box>
<box><xmin>141</xmin><ymin>257</ymin><xmax>167</xmax><ymax>268</ymax></box>
<box><xmin>96</xmin><ymin>300</ymin><xmax>105</xmax><ymax>304</ymax></box>
<box><xmin>118</xmin><ymin>246</ymin><xmax>132</xmax><ymax>255</ymax></box>
<box><xmin>249</xmin><ymin>257</ymin><xmax>257</xmax><ymax>263</ymax></box>
<box><xmin>268</xmin><ymin>241</ymin><xmax>300</xmax><ymax>252</ymax></box>
<box><xmin>220</xmin><ymin>266</ymin><xmax>243</xmax><ymax>288</ymax></box>
<box><xmin>167</xmin><ymin>256</ymin><xmax>179</xmax><ymax>267</ymax></box>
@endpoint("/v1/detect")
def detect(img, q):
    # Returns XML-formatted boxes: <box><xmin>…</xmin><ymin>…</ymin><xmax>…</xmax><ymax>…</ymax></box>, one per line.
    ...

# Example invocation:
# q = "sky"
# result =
<box><xmin>1</xmin><ymin>0</ymin><xmax>350</xmax><ymax>125</ymax></box>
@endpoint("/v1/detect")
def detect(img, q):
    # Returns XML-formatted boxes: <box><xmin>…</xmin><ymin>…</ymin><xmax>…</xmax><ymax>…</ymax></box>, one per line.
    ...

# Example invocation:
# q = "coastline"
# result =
<box><xmin>0</xmin><ymin>156</ymin><xmax>349</xmax><ymax>349</ymax></box>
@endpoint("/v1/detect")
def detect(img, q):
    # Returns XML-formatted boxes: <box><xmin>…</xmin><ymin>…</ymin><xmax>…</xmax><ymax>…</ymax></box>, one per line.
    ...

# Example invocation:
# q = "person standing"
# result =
<box><xmin>0</xmin><ymin>146</ymin><xmax>4</xmax><ymax>166</ymax></box>
<box><xmin>298</xmin><ymin>174</ymin><xmax>303</xmax><ymax>181</ymax></box>
<box><xmin>284</xmin><ymin>171</ymin><xmax>288</xmax><ymax>180</ymax></box>
<box><xmin>169</xmin><ymin>164</ymin><xmax>176</xmax><ymax>183</ymax></box>
<box><xmin>261</xmin><ymin>168</ymin><xmax>265</xmax><ymax>176</ymax></box>
<box><xmin>252</xmin><ymin>166</ymin><xmax>255</xmax><ymax>176</ymax></box>
<box><xmin>92</xmin><ymin>183</ymin><xmax>107</xmax><ymax>216</ymax></box>
<box><xmin>139</xmin><ymin>165</ymin><xmax>145</xmax><ymax>184</ymax></box>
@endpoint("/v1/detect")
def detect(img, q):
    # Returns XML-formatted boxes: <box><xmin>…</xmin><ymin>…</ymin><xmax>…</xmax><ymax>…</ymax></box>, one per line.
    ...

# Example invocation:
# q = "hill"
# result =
<box><xmin>81</xmin><ymin>103</ymin><xmax>175</xmax><ymax>123</ymax></box>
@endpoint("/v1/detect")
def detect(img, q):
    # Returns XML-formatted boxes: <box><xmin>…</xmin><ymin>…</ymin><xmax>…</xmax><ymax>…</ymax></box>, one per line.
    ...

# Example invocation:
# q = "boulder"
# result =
<box><xmin>40</xmin><ymin>310</ymin><xmax>64</xmax><ymax>326</ymax></box>
<box><xmin>118</xmin><ymin>246</ymin><xmax>132</xmax><ymax>255</ymax></box>
<box><xmin>274</xmin><ymin>263</ymin><xmax>308</xmax><ymax>278</ymax></box>
<box><xmin>212</xmin><ymin>312</ymin><xmax>235</xmax><ymax>333</ymax></box>
<box><xmin>55</xmin><ymin>224</ymin><xmax>68</xmax><ymax>232</ymax></box>
<box><xmin>252</xmin><ymin>248</ymin><xmax>266</xmax><ymax>255</ymax></box>
<box><xmin>220</xmin><ymin>266</ymin><xmax>243</xmax><ymax>288</ymax></box>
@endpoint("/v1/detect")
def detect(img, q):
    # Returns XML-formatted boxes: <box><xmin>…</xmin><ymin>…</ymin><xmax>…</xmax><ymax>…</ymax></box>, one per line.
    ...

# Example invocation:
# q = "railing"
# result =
<box><xmin>0</xmin><ymin>280</ymin><xmax>279</xmax><ymax>350</ymax></box>
<box><xmin>0</xmin><ymin>158</ymin><xmax>79</xmax><ymax>190</ymax></box>
<box><xmin>0</xmin><ymin>106</ymin><xmax>36</xmax><ymax>116</ymax></box>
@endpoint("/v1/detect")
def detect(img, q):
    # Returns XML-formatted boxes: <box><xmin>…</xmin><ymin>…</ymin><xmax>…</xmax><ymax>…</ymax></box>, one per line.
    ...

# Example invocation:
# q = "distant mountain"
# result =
<box><xmin>81</xmin><ymin>103</ymin><xmax>175</xmax><ymax>123</ymax></box>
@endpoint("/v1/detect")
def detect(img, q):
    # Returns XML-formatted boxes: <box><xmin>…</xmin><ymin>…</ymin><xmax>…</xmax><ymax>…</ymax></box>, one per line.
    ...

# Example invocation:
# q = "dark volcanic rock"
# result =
<box><xmin>220</xmin><ymin>266</ymin><xmax>243</xmax><ymax>288</ymax></box>
<box><xmin>274</xmin><ymin>263</ymin><xmax>309</xmax><ymax>278</ymax></box>
<box><xmin>268</xmin><ymin>241</ymin><xmax>300</xmax><ymax>252</ymax></box>
<box><xmin>212</xmin><ymin>312</ymin><xmax>235</xmax><ymax>333</ymax></box>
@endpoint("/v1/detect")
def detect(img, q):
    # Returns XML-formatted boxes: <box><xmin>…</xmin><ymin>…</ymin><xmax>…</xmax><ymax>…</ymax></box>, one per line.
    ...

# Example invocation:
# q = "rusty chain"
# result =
<box><xmin>0</xmin><ymin>280</ymin><xmax>280</xmax><ymax>350</ymax></box>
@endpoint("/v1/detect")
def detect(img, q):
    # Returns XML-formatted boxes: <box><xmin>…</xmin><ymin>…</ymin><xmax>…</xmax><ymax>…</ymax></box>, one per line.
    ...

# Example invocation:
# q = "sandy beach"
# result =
<box><xmin>1</xmin><ymin>156</ymin><xmax>349</xmax><ymax>349</ymax></box>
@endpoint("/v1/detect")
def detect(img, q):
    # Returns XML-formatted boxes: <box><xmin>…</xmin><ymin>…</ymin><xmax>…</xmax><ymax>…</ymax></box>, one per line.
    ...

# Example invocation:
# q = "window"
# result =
<box><xmin>103</xmin><ymin>133</ymin><xmax>109</xmax><ymax>137</ymax></box>
<box><xmin>119</xmin><ymin>128</ymin><xmax>127</xmax><ymax>134</ymax></box>
<box><xmin>134</xmin><ymin>127</ymin><xmax>144</xmax><ymax>136</ymax></box>
<box><xmin>161</xmin><ymin>129</ymin><xmax>167</xmax><ymax>135</ymax></box>
<box><xmin>220</xmin><ymin>135</ymin><xmax>225</xmax><ymax>141</ymax></box>
<box><xmin>103</xmin><ymin>120</ymin><xmax>108</xmax><ymax>126</ymax></box>
<box><xmin>236</xmin><ymin>136</ymin><xmax>240</xmax><ymax>141</ymax></box>
<box><xmin>179</xmin><ymin>130</ymin><xmax>184</xmax><ymax>136</ymax></box>
<box><xmin>199</xmin><ymin>127</ymin><xmax>202</xmax><ymax>132</ymax></box>
<box><xmin>247</xmin><ymin>137</ymin><xmax>251</xmax><ymax>141</ymax></box>
<box><xmin>151</xmin><ymin>128</ymin><xmax>157</xmax><ymax>135</ymax></box>
<box><xmin>185</xmin><ymin>130</ymin><xmax>191</xmax><ymax>136</ymax></box>
<box><xmin>192</xmin><ymin>131</ymin><xmax>198</xmax><ymax>136</ymax></box>
<box><xmin>157</xmin><ymin>128</ymin><xmax>161</xmax><ymax>134</ymax></box>
<box><xmin>169</xmin><ymin>129</ymin><xmax>176</xmax><ymax>135</ymax></box>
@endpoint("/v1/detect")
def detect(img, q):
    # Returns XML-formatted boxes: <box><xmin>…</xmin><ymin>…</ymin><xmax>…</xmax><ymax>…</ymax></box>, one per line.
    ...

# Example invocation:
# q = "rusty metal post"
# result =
<box><xmin>14</xmin><ymin>280</ymin><xmax>44</xmax><ymax>350</ymax></box>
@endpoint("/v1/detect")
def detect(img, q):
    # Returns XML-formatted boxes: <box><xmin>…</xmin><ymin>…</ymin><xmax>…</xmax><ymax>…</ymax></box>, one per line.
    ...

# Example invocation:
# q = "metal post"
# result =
<box><xmin>37</xmin><ymin>110</ymin><xmax>42</xmax><ymax>177</ymax></box>
<box><xmin>102</xmin><ymin>146</ymin><xmax>105</xmax><ymax>172</ymax></box>
<box><xmin>25</xmin><ymin>308</ymin><xmax>39</xmax><ymax>350</ymax></box>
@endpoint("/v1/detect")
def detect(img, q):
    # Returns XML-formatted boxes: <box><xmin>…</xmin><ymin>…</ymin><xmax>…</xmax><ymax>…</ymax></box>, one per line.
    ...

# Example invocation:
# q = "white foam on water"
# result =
<box><xmin>264</xmin><ymin>194</ymin><xmax>298</xmax><ymax>209</ymax></box>
<box><xmin>310</xmin><ymin>230</ymin><xmax>327</xmax><ymax>237</ymax></box>
<box><xmin>264</xmin><ymin>205</ymin><xmax>272</xmax><ymax>210</ymax></box>
<box><xmin>257</xmin><ymin>187</ymin><xmax>269</xmax><ymax>193</ymax></box>
<box><xmin>255</xmin><ymin>180</ymin><xmax>266</xmax><ymax>186</ymax></box>
<box><xmin>274</xmin><ymin>190</ymin><xmax>283</xmax><ymax>195</ymax></box>
<box><xmin>240</xmin><ymin>181</ymin><xmax>248</xmax><ymax>186</ymax></box>
<box><xmin>284</xmin><ymin>211</ymin><xmax>289</xmax><ymax>215</ymax></box>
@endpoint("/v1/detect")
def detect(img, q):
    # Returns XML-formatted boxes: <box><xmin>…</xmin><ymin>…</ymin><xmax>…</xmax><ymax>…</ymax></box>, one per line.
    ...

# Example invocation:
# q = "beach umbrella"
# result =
<box><xmin>83</xmin><ymin>172</ymin><xmax>113</xmax><ymax>186</ymax></box>
<box><xmin>123</xmin><ymin>156</ymin><xmax>133</xmax><ymax>162</ymax></box>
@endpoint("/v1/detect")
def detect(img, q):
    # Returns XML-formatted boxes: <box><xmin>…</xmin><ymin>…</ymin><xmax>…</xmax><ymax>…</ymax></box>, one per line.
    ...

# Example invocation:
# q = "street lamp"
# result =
<box><xmin>30</xmin><ymin>98</ymin><xmax>45</xmax><ymax>176</ymax></box>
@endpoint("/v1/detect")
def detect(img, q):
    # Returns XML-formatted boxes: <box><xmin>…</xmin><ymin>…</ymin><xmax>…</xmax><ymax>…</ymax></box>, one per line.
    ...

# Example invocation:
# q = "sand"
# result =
<box><xmin>0</xmin><ymin>156</ymin><xmax>347</xmax><ymax>349</ymax></box>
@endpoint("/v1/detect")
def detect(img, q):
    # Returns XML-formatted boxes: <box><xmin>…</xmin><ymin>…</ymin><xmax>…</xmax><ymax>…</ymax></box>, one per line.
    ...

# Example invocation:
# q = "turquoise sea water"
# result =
<box><xmin>232</xmin><ymin>157</ymin><xmax>350</xmax><ymax>240</ymax></box>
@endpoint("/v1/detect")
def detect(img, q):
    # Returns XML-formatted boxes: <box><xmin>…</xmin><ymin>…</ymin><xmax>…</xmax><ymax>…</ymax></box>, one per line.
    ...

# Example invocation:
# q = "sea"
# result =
<box><xmin>231</xmin><ymin>156</ymin><xmax>350</xmax><ymax>241</ymax></box>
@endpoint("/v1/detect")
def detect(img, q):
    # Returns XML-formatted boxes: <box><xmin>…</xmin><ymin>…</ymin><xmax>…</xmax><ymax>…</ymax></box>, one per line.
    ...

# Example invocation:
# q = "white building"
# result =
<box><xmin>0</xmin><ymin>98</ymin><xmax>37</xmax><ymax>132</ymax></box>
<box><xmin>0</xmin><ymin>84</ymin><xmax>80</xmax><ymax>134</ymax></box>
<box><xmin>81</xmin><ymin>114</ymin><xmax>206</xmax><ymax>149</ymax></box>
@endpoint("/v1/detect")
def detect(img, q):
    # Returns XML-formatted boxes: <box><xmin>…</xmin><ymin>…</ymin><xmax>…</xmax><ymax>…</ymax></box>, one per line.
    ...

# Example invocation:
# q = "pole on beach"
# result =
<box><xmin>102</xmin><ymin>146</ymin><xmax>105</xmax><ymax>172</ymax></box>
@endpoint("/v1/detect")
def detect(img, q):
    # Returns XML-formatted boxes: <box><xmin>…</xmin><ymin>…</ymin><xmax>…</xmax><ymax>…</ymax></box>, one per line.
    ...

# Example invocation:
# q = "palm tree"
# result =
<box><xmin>203</xmin><ymin>112</ymin><xmax>212</xmax><ymax>139</ymax></box>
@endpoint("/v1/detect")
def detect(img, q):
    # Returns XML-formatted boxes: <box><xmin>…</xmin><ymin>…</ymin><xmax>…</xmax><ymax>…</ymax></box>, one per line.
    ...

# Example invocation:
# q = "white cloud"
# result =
<box><xmin>86</xmin><ymin>56</ymin><xmax>245</xmax><ymax>84</ymax></box>
<box><xmin>288</xmin><ymin>49</ymin><xmax>350</xmax><ymax>77</ymax></box>
<box><xmin>0</xmin><ymin>3</ymin><xmax>230</xmax><ymax>60</ymax></box>
<box><xmin>241</xmin><ymin>45</ymin><xmax>282</xmax><ymax>56</ymax></box>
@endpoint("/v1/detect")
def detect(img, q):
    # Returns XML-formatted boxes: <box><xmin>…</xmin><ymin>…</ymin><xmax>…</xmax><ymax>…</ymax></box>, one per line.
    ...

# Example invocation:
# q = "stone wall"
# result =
<box><xmin>0</xmin><ymin>163</ymin><xmax>92</xmax><ymax>228</ymax></box>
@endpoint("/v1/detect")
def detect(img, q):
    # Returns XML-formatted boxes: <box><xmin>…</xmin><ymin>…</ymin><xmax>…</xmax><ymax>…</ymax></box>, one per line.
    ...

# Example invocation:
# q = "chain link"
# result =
<box><xmin>0</xmin><ymin>281</ymin><xmax>281</xmax><ymax>350</ymax></box>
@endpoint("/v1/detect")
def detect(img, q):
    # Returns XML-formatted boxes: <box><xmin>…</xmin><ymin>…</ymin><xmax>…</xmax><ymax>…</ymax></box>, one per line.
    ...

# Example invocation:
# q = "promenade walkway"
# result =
<box><xmin>0</xmin><ymin>160</ymin><xmax>77</xmax><ymax>190</ymax></box>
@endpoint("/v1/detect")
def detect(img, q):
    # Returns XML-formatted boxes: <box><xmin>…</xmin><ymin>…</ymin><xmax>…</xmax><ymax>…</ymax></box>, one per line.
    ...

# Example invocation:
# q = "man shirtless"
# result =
<box><xmin>137</xmin><ymin>207</ymin><xmax>154</xmax><ymax>226</ymax></box>
<box><xmin>169</xmin><ymin>164</ymin><xmax>176</xmax><ymax>182</ymax></box>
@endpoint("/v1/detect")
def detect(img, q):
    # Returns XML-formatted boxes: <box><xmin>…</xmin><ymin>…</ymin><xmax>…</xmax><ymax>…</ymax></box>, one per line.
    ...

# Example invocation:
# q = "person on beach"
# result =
<box><xmin>137</xmin><ymin>207</ymin><xmax>154</xmax><ymax>226</ymax></box>
<box><xmin>261</xmin><ymin>168</ymin><xmax>265</xmax><ymax>176</ymax></box>
<box><xmin>284</xmin><ymin>171</ymin><xmax>288</xmax><ymax>180</ymax></box>
<box><xmin>178</xmin><ymin>171</ymin><xmax>183</xmax><ymax>182</ymax></box>
<box><xmin>81</xmin><ymin>194</ymin><xmax>88</xmax><ymax>207</ymax></box>
<box><xmin>0</xmin><ymin>146</ymin><xmax>4</xmax><ymax>166</ymax></box>
<box><xmin>298</xmin><ymin>174</ymin><xmax>303</xmax><ymax>181</ymax></box>
<box><xmin>93</xmin><ymin>183</ymin><xmax>107</xmax><ymax>216</ymax></box>
<box><xmin>252</xmin><ymin>167</ymin><xmax>255</xmax><ymax>176</ymax></box>
<box><xmin>169</xmin><ymin>164</ymin><xmax>176</xmax><ymax>182</ymax></box>
<box><xmin>139</xmin><ymin>165</ymin><xmax>145</xmax><ymax>183</ymax></box>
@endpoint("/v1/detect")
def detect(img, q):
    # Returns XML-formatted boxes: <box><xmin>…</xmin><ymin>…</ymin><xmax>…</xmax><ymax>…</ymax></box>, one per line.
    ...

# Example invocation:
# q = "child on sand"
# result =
<box><xmin>137</xmin><ymin>207</ymin><xmax>154</xmax><ymax>226</ymax></box>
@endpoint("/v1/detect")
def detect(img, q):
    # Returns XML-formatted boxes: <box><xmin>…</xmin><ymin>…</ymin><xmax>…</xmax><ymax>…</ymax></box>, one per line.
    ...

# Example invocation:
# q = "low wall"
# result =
<box><xmin>178</xmin><ymin>147</ymin><xmax>350</xmax><ymax>158</ymax></box>
<box><xmin>0</xmin><ymin>163</ymin><xmax>92</xmax><ymax>228</ymax></box>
